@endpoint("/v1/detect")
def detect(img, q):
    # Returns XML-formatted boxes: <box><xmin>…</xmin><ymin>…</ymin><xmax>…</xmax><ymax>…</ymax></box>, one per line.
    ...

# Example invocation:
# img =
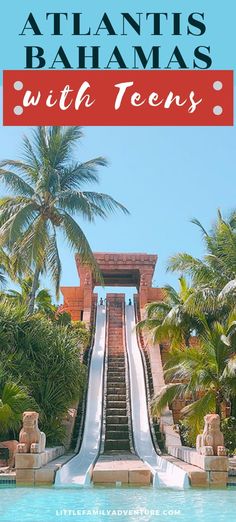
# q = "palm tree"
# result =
<box><xmin>138</xmin><ymin>277</ymin><xmax>199</xmax><ymax>348</ymax></box>
<box><xmin>4</xmin><ymin>276</ymin><xmax>57</xmax><ymax>317</ymax></box>
<box><xmin>151</xmin><ymin>312</ymin><xmax>236</xmax><ymax>438</ymax></box>
<box><xmin>0</xmin><ymin>126</ymin><xmax>129</xmax><ymax>313</ymax></box>
<box><xmin>168</xmin><ymin>211</ymin><xmax>236</xmax><ymax>307</ymax></box>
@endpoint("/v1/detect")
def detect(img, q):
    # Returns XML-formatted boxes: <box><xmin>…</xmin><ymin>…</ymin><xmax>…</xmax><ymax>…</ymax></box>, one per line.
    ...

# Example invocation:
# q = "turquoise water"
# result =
<box><xmin>0</xmin><ymin>487</ymin><xmax>235</xmax><ymax>522</ymax></box>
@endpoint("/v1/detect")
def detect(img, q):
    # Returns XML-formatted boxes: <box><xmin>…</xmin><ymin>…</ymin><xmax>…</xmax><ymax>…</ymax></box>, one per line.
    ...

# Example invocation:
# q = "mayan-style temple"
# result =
<box><xmin>13</xmin><ymin>251</ymin><xmax>230</xmax><ymax>488</ymax></box>
<box><xmin>60</xmin><ymin>252</ymin><xmax>164</xmax><ymax>323</ymax></box>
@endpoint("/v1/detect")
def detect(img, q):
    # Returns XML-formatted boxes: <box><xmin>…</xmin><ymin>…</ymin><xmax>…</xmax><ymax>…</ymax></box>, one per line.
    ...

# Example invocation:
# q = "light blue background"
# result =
<box><xmin>0</xmin><ymin>1</ymin><xmax>236</xmax><ymax>72</ymax></box>
<box><xmin>0</xmin><ymin>1</ymin><xmax>235</xmax><ymax>300</ymax></box>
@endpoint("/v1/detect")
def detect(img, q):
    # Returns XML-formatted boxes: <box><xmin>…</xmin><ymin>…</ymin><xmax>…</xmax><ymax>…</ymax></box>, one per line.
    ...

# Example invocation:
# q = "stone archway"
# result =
<box><xmin>60</xmin><ymin>252</ymin><xmax>163</xmax><ymax>323</ymax></box>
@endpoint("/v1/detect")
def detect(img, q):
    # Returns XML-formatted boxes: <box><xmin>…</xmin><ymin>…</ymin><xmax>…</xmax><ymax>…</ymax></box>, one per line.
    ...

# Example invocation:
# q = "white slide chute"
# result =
<box><xmin>125</xmin><ymin>304</ymin><xmax>189</xmax><ymax>489</ymax></box>
<box><xmin>55</xmin><ymin>305</ymin><xmax>106</xmax><ymax>487</ymax></box>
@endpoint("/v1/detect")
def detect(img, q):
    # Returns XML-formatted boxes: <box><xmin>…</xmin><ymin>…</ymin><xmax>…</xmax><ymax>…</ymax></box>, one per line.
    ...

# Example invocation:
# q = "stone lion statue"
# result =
<box><xmin>196</xmin><ymin>413</ymin><xmax>227</xmax><ymax>456</ymax></box>
<box><xmin>17</xmin><ymin>411</ymin><xmax>46</xmax><ymax>454</ymax></box>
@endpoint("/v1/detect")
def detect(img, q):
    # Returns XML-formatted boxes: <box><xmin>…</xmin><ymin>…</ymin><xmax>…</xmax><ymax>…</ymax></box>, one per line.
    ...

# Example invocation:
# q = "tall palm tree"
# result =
<box><xmin>151</xmin><ymin>312</ymin><xmax>236</xmax><ymax>438</ymax></box>
<box><xmin>138</xmin><ymin>277</ymin><xmax>199</xmax><ymax>347</ymax></box>
<box><xmin>0</xmin><ymin>126</ymin><xmax>129</xmax><ymax>313</ymax></box>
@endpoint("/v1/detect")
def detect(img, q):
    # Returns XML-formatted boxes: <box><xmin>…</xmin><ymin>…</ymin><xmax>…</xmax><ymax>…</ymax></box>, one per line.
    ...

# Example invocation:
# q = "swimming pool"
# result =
<box><xmin>0</xmin><ymin>487</ymin><xmax>235</xmax><ymax>522</ymax></box>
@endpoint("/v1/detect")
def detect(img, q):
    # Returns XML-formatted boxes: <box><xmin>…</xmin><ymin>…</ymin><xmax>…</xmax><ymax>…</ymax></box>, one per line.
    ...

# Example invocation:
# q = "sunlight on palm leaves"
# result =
<box><xmin>137</xmin><ymin>277</ymin><xmax>198</xmax><ymax>348</ymax></box>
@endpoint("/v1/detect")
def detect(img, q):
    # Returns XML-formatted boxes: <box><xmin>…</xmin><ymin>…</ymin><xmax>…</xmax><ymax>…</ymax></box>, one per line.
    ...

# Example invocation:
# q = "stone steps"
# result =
<box><xmin>108</xmin><ymin>358</ymin><xmax>125</xmax><ymax>363</ymax></box>
<box><xmin>106</xmin><ymin>415</ymin><xmax>128</xmax><ymax>425</ymax></box>
<box><xmin>107</xmin><ymin>365</ymin><xmax>125</xmax><ymax>370</ymax></box>
<box><xmin>107</xmin><ymin>387</ymin><xmax>126</xmax><ymax>395</ymax></box>
<box><xmin>107</xmin><ymin>394</ymin><xmax>126</xmax><ymax>402</ymax></box>
<box><xmin>106</xmin><ymin>400</ymin><xmax>127</xmax><ymax>408</ymax></box>
<box><xmin>106</xmin><ymin>430</ymin><xmax>129</xmax><ymax>440</ymax></box>
<box><xmin>108</xmin><ymin>371</ymin><xmax>125</xmax><ymax>377</ymax></box>
<box><xmin>104</xmin><ymin>294</ymin><xmax>131</xmax><ymax>453</ymax></box>
<box><xmin>93</xmin><ymin>454</ymin><xmax>151</xmax><ymax>485</ymax></box>
<box><xmin>106</xmin><ymin>423</ymin><xmax>129</xmax><ymax>431</ymax></box>
<box><xmin>106</xmin><ymin>408</ymin><xmax>127</xmax><ymax>416</ymax></box>
<box><xmin>107</xmin><ymin>376</ymin><xmax>126</xmax><ymax>383</ymax></box>
<box><xmin>105</xmin><ymin>440</ymin><xmax>130</xmax><ymax>451</ymax></box>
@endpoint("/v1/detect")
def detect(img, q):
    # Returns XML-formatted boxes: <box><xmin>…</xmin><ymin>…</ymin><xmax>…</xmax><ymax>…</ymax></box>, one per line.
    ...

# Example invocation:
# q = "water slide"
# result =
<box><xmin>125</xmin><ymin>304</ymin><xmax>189</xmax><ymax>489</ymax></box>
<box><xmin>55</xmin><ymin>305</ymin><xmax>106</xmax><ymax>487</ymax></box>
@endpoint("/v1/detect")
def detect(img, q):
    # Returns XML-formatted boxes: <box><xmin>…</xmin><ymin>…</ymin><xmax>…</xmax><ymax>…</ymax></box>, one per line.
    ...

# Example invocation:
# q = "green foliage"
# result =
<box><xmin>41</xmin><ymin>418</ymin><xmax>67</xmax><ymax>447</ymax></box>
<box><xmin>168</xmin><ymin>211</ymin><xmax>236</xmax><ymax>316</ymax></box>
<box><xmin>0</xmin><ymin>247</ymin><xmax>14</xmax><ymax>288</ymax></box>
<box><xmin>0</xmin><ymin>365</ymin><xmax>34</xmax><ymax>440</ymax></box>
<box><xmin>56</xmin><ymin>311</ymin><xmax>72</xmax><ymax>326</ymax></box>
<box><xmin>178</xmin><ymin>419</ymin><xmax>199</xmax><ymax>448</ymax></box>
<box><xmin>70</xmin><ymin>320</ymin><xmax>91</xmax><ymax>350</ymax></box>
<box><xmin>151</xmin><ymin>316</ymin><xmax>236</xmax><ymax>436</ymax></box>
<box><xmin>221</xmin><ymin>417</ymin><xmax>236</xmax><ymax>455</ymax></box>
<box><xmin>140</xmin><ymin>211</ymin><xmax>236</xmax><ymax>439</ymax></box>
<box><xmin>0</xmin><ymin>301</ymin><xmax>88</xmax><ymax>444</ymax></box>
<box><xmin>3</xmin><ymin>276</ymin><xmax>57</xmax><ymax>318</ymax></box>
<box><xmin>138</xmin><ymin>277</ymin><xmax>198</xmax><ymax>348</ymax></box>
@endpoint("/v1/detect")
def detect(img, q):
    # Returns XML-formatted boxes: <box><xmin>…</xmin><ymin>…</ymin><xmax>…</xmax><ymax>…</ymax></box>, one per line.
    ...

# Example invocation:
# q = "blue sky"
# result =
<box><xmin>0</xmin><ymin>1</ymin><xmax>235</xmax><ymax>301</ymax></box>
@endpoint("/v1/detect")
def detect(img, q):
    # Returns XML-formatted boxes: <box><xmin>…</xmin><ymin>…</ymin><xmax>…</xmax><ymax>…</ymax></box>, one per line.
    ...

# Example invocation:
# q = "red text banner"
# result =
<box><xmin>3</xmin><ymin>70</ymin><xmax>234</xmax><ymax>126</ymax></box>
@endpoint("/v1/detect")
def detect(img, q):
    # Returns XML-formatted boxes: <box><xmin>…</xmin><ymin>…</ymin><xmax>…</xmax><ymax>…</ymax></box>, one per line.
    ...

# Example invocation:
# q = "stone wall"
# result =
<box><xmin>169</xmin><ymin>446</ymin><xmax>229</xmax><ymax>487</ymax></box>
<box><xmin>15</xmin><ymin>446</ymin><xmax>65</xmax><ymax>486</ymax></box>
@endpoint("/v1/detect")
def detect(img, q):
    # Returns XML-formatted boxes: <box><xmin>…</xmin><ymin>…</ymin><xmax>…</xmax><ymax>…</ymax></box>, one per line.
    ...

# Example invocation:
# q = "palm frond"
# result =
<box><xmin>181</xmin><ymin>391</ymin><xmax>216</xmax><ymax>421</ymax></box>
<box><xmin>4</xmin><ymin>203</ymin><xmax>38</xmax><ymax>246</ymax></box>
<box><xmin>58</xmin><ymin>191</ymin><xmax>107</xmax><ymax>221</ymax></box>
<box><xmin>0</xmin><ymin>169</ymin><xmax>34</xmax><ymax>197</ymax></box>
<box><xmin>60</xmin><ymin>211</ymin><xmax>102</xmax><ymax>282</ymax></box>
<box><xmin>60</xmin><ymin>159</ymin><xmax>107</xmax><ymax>191</ymax></box>
<box><xmin>46</xmin><ymin>229</ymin><xmax>62</xmax><ymax>298</ymax></box>
<box><xmin>151</xmin><ymin>383</ymin><xmax>187</xmax><ymax>416</ymax></box>
<box><xmin>191</xmin><ymin>217</ymin><xmax>208</xmax><ymax>236</ymax></box>
<box><xmin>218</xmin><ymin>279</ymin><xmax>236</xmax><ymax>300</ymax></box>
<box><xmin>81</xmin><ymin>192</ymin><xmax>129</xmax><ymax>216</ymax></box>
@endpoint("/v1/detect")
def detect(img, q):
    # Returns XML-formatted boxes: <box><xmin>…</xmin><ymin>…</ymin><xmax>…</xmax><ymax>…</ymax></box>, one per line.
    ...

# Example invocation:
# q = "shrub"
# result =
<box><xmin>221</xmin><ymin>417</ymin><xmax>236</xmax><ymax>455</ymax></box>
<box><xmin>0</xmin><ymin>302</ymin><xmax>88</xmax><ymax>444</ymax></box>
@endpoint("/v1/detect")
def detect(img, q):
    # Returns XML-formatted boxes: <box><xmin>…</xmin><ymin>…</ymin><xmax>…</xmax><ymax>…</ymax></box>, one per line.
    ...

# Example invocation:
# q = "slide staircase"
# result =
<box><xmin>103</xmin><ymin>294</ymin><xmax>131</xmax><ymax>452</ymax></box>
<box><xmin>55</xmin><ymin>295</ymin><xmax>189</xmax><ymax>488</ymax></box>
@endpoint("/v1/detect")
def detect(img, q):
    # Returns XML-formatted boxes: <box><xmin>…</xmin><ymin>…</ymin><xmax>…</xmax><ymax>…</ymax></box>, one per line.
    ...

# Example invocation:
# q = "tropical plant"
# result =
<box><xmin>221</xmin><ymin>417</ymin><xmax>236</xmax><ymax>455</ymax></box>
<box><xmin>137</xmin><ymin>277</ymin><xmax>199</xmax><ymax>347</ymax></box>
<box><xmin>69</xmin><ymin>320</ymin><xmax>91</xmax><ymax>351</ymax></box>
<box><xmin>0</xmin><ymin>126</ymin><xmax>129</xmax><ymax>313</ymax></box>
<box><xmin>0</xmin><ymin>301</ymin><xmax>88</xmax><ymax>443</ymax></box>
<box><xmin>0</xmin><ymin>247</ymin><xmax>12</xmax><ymax>287</ymax></box>
<box><xmin>0</xmin><ymin>365</ymin><xmax>34</xmax><ymax>439</ymax></box>
<box><xmin>151</xmin><ymin>312</ymin><xmax>236</xmax><ymax>440</ymax></box>
<box><xmin>4</xmin><ymin>276</ymin><xmax>57</xmax><ymax>317</ymax></box>
<box><xmin>168</xmin><ymin>211</ymin><xmax>236</xmax><ymax>311</ymax></box>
